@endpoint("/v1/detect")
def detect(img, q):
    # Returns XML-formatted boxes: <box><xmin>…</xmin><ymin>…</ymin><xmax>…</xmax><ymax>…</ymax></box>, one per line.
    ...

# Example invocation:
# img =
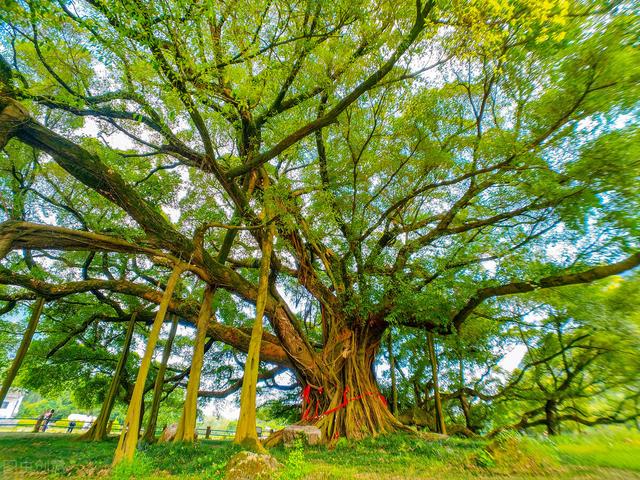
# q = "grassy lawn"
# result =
<box><xmin>539</xmin><ymin>428</ymin><xmax>640</xmax><ymax>472</ymax></box>
<box><xmin>0</xmin><ymin>429</ymin><xmax>639</xmax><ymax>479</ymax></box>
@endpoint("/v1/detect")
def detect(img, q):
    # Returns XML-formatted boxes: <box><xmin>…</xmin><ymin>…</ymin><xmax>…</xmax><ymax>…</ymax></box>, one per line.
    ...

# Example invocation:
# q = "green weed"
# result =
<box><xmin>277</xmin><ymin>439</ymin><xmax>310</xmax><ymax>480</ymax></box>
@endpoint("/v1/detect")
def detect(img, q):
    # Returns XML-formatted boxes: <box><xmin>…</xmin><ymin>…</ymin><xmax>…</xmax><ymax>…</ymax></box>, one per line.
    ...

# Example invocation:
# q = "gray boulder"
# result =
<box><xmin>225</xmin><ymin>451</ymin><xmax>280</xmax><ymax>480</ymax></box>
<box><xmin>282</xmin><ymin>425</ymin><xmax>322</xmax><ymax>446</ymax></box>
<box><xmin>158</xmin><ymin>423</ymin><xmax>178</xmax><ymax>442</ymax></box>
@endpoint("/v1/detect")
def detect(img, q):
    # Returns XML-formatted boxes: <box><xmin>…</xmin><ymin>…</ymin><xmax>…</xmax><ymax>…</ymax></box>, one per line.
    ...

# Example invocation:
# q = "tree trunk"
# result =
<box><xmin>458</xmin><ymin>358</ymin><xmax>474</xmax><ymax>432</ymax></box>
<box><xmin>427</xmin><ymin>332</ymin><xmax>446</xmax><ymax>435</ymax></box>
<box><xmin>234</xmin><ymin>171</ymin><xmax>275</xmax><ymax>452</ymax></box>
<box><xmin>459</xmin><ymin>394</ymin><xmax>474</xmax><ymax>432</ymax></box>
<box><xmin>173</xmin><ymin>178</ymin><xmax>255</xmax><ymax>443</ymax></box>
<box><xmin>545</xmin><ymin>399</ymin><xmax>559</xmax><ymax>435</ymax></box>
<box><xmin>292</xmin><ymin>322</ymin><xmax>404</xmax><ymax>443</ymax></box>
<box><xmin>386</xmin><ymin>330</ymin><xmax>398</xmax><ymax>416</ymax></box>
<box><xmin>174</xmin><ymin>286</ymin><xmax>214</xmax><ymax>442</ymax></box>
<box><xmin>113</xmin><ymin>264</ymin><xmax>183</xmax><ymax>466</ymax></box>
<box><xmin>144</xmin><ymin>312</ymin><xmax>179</xmax><ymax>443</ymax></box>
<box><xmin>0</xmin><ymin>297</ymin><xmax>44</xmax><ymax>405</ymax></box>
<box><xmin>413</xmin><ymin>378</ymin><xmax>424</xmax><ymax>409</ymax></box>
<box><xmin>81</xmin><ymin>311</ymin><xmax>137</xmax><ymax>441</ymax></box>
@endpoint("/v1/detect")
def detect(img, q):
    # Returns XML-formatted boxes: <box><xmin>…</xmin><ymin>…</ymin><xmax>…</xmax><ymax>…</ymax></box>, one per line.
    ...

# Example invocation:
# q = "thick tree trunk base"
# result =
<box><xmin>268</xmin><ymin>337</ymin><xmax>410</xmax><ymax>446</ymax></box>
<box><xmin>312</xmin><ymin>390</ymin><xmax>403</xmax><ymax>441</ymax></box>
<box><xmin>78</xmin><ymin>422</ymin><xmax>106</xmax><ymax>442</ymax></box>
<box><xmin>271</xmin><ymin>324</ymin><xmax>414</xmax><ymax>444</ymax></box>
<box><xmin>264</xmin><ymin>414</ymin><xmax>412</xmax><ymax>448</ymax></box>
<box><xmin>236</xmin><ymin>436</ymin><xmax>267</xmax><ymax>453</ymax></box>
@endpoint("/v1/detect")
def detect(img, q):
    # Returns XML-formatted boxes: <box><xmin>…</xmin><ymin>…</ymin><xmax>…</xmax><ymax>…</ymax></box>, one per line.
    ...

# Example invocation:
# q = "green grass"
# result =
<box><xmin>1</xmin><ymin>429</ymin><xmax>639</xmax><ymax>479</ymax></box>
<box><xmin>0</xmin><ymin>433</ymin><xmax>238</xmax><ymax>479</ymax></box>
<box><xmin>539</xmin><ymin>428</ymin><xmax>640</xmax><ymax>472</ymax></box>
<box><xmin>0</xmin><ymin>433</ymin><xmax>115</xmax><ymax>477</ymax></box>
<box><xmin>268</xmin><ymin>433</ymin><xmax>486</xmax><ymax>479</ymax></box>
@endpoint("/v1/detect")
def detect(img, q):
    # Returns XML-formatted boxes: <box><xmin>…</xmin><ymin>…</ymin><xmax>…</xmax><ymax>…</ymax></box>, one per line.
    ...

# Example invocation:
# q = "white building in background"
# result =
<box><xmin>0</xmin><ymin>390</ymin><xmax>24</xmax><ymax>418</ymax></box>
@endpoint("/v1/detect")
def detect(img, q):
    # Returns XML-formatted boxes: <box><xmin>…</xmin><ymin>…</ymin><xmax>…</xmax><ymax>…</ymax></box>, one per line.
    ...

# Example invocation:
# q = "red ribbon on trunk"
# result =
<box><xmin>301</xmin><ymin>385</ymin><xmax>387</xmax><ymax>421</ymax></box>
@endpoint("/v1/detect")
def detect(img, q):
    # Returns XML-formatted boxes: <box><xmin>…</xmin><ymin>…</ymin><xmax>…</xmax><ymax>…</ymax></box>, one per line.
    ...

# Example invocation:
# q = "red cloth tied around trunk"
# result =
<box><xmin>301</xmin><ymin>385</ymin><xmax>387</xmax><ymax>421</ymax></box>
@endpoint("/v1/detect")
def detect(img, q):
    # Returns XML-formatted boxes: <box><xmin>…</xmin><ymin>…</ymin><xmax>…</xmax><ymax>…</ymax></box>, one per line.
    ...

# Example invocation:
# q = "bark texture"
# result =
<box><xmin>81</xmin><ymin>311</ymin><xmax>137</xmax><ymax>441</ymax></box>
<box><xmin>304</xmin><ymin>324</ymin><xmax>404</xmax><ymax>442</ymax></box>
<box><xmin>174</xmin><ymin>287</ymin><xmax>214</xmax><ymax>442</ymax></box>
<box><xmin>427</xmin><ymin>333</ymin><xmax>446</xmax><ymax>435</ymax></box>
<box><xmin>545</xmin><ymin>399</ymin><xmax>559</xmax><ymax>436</ymax></box>
<box><xmin>144</xmin><ymin>312</ymin><xmax>179</xmax><ymax>443</ymax></box>
<box><xmin>234</xmin><ymin>173</ymin><xmax>275</xmax><ymax>452</ymax></box>
<box><xmin>387</xmin><ymin>330</ymin><xmax>398</xmax><ymax>416</ymax></box>
<box><xmin>113</xmin><ymin>265</ymin><xmax>182</xmax><ymax>465</ymax></box>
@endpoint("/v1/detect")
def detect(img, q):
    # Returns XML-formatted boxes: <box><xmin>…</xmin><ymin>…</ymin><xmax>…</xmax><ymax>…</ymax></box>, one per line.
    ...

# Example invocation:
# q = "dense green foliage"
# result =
<box><xmin>0</xmin><ymin>0</ymin><xmax>638</xmax><ymax>447</ymax></box>
<box><xmin>381</xmin><ymin>274</ymin><xmax>640</xmax><ymax>435</ymax></box>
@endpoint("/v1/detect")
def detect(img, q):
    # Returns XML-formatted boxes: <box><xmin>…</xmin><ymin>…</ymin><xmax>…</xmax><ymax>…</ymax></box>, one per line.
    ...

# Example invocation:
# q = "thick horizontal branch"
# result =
<box><xmin>489</xmin><ymin>411</ymin><xmax>639</xmax><ymax>437</ymax></box>
<box><xmin>0</xmin><ymin>220</ymin><xmax>161</xmax><ymax>259</ymax></box>
<box><xmin>0</xmin><ymin>220</ymin><xmax>213</xmax><ymax>282</ymax></box>
<box><xmin>0</xmin><ymin>269</ymin><xmax>291</xmax><ymax>366</ymax></box>
<box><xmin>198</xmin><ymin>366</ymin><xmax>288</xmax><ymax>398</ymax></box>
<box><xmin>452</xmin><ymin>252</ymin><xmax>640</xmax><ymax>329</ymax></box>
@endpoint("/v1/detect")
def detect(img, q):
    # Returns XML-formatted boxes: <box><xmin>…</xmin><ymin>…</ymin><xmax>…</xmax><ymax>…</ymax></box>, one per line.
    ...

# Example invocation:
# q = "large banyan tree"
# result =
<box><xmin>0</xmin><ymin>0</ymin><xmax>638</xmax><ymax>443</ymax></box>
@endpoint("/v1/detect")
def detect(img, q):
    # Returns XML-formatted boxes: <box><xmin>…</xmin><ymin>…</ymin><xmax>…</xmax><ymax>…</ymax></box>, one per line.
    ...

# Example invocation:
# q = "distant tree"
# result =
<box><xmin>492</xmin><ymin>276</ymin><xmax>640</xmax><ymax>435</ymax></box>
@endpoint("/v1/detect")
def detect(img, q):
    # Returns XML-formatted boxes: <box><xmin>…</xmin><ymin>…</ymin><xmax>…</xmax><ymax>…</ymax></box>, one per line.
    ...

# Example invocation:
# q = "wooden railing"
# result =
<box><xmin>0</xmin><ymin>417</ymin><xmax>266</xmax><ymax>439</ymax></box>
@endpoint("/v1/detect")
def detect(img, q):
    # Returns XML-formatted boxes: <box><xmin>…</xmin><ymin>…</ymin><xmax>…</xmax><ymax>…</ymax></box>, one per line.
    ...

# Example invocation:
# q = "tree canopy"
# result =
<box><xmin>0</xmin><ymin>0</ymin><xmax>638</xmax><ymax>444</ymax></box>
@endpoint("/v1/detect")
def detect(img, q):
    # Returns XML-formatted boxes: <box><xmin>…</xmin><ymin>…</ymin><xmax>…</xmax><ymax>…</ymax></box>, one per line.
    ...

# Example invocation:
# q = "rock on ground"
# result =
<box><xmin>282</xmin><ymin>425</ymin><xmax>322</xmax><ymax>446</ymax></box>
<box><xmin>225</xmin><ymin>451</ymin><xmax>280</xmax><ymax>480</ymax></box>
<box><xmin>419</xmin><ymin>432</ymin><xmax>449</xmax><ymax>441</ymax></box>
<box><xmin>398</xmin><ymin>407</ymin><xmax>436</xmax><ymax>429</ymax></box>
<box><xmin>158</xmin><ymin>423</ymin><xmax>178</xmax><ymax>442</ymax></box>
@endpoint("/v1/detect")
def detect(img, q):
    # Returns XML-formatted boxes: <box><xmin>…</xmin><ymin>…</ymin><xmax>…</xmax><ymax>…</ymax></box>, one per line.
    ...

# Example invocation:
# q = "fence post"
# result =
<box><xmin>107</xmin><ymin>420</ymin><xmax>114</xmax><ymax>434</ymax></box>
<box><xmin>205</xmin><ymin>426</ymin><xmax>211</xmax><ymax>439</ymax></box>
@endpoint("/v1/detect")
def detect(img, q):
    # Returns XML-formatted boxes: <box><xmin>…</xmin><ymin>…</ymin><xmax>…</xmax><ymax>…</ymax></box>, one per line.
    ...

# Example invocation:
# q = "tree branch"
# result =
<box><xmin>452</xmin><ymin>252</ymin><xmax>640</xmax><ymax>329</ymax></box>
